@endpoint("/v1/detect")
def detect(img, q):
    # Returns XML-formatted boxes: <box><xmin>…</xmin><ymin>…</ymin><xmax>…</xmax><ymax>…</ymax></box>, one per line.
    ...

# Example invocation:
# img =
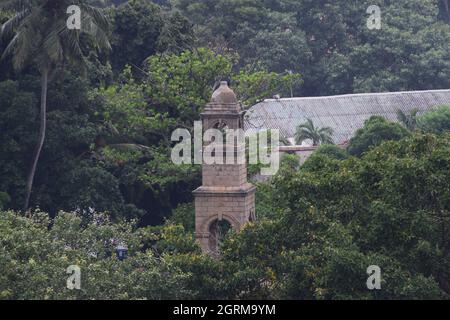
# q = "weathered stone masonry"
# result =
<box><xmin>193</xmin><ymin>81</ymin><xmax>256</xmax><ymax>253</ymax></box>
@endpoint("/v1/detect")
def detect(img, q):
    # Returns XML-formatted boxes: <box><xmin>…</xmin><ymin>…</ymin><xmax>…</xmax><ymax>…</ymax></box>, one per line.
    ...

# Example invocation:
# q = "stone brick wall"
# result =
<box><xmin>202</xmin><ymin>164</ymin><xmax>247</xmax><ymax>187</ymax></box>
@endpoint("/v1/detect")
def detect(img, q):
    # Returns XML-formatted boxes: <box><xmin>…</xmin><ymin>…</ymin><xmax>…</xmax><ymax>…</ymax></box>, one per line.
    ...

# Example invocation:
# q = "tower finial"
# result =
<box><xmin>211</xmin><ymin>81</ymin><xmax>238</xmax><ymax>104</ymax></box>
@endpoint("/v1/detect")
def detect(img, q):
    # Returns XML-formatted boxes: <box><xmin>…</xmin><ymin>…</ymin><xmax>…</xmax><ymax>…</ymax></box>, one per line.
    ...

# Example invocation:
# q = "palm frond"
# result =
<box><xmin>43</xmin><ymin>33</ymin><xmax>63</xmax><ymax>63</ymax></box>
<box><xmin>2</xmin><ymin>4</ymin><xmax>43</xmax><ymax>69</ymax></box>
<box><xmin>295</xmin><ymin>118</ymin><xmax>334</xmax><ymax>145</ymax></box>
<box><xmin>63</xmin><ymin>28</ymin><xmax>83</xmax><ymax>58</ymax></box>
<box><xmin>2</xmin><ymin>0</ymin><xmax>111</xmax><ymax>71</ymax></box>
<box><xmin>0</xmin><ymin>8</ymin><xmax>29</xmax><ymax>38</ymax></box>
<box><xmin>83</xmin><ymin>17</ymin><xmax>111</xmax><ymax>51</ymax></box>
<box><xmin>318</xmin><ymin>126</ymin><xmax>333</xmax><ymax>135</ymax></box>
<box><xmin>77</xmin><ymin>2</ymin><xmax>110</xmax><ymax>31</ymax></box>
<box><xmin>4</xmin><ymin>24</ymin><xmax>35</xmax><ymax>70</ymax></box>
<box><xmin>0</xmin><ymin>0</ymin><xmax>32</xmax><ymax>11</ymax></box>
<box><xmin>1</xmin><ymin>30</ymin><xmax>20</xmax><ymax>60</ymax></box>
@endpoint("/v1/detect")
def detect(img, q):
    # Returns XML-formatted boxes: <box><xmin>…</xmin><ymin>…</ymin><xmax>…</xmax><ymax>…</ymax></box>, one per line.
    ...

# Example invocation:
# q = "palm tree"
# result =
<box><xmin>396</xmin><ymin>108</ymin><xmax>419</xmax><ymax>131</ymax></box>
<box><xmin>0</xmin><ymin>0</ymin><xmax>110</xmax><ymax>211</ymax></box>
<box><xmin>295</xmin><ymin>118</ymin><xmax>334</xmax><ymax>146</ymax></box>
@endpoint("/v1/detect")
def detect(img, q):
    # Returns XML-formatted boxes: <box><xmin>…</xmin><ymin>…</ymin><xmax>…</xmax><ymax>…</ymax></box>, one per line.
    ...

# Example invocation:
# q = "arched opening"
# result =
<box><xmin>213</xmin><ymin>119</ymin><xmax>229</xmax><ymax>132</ymax></box>
<box><xmin>249</xmin><ymin>210</ymin><xmax>255</xmax><ymax>222</ymax></box>
<box><xmin>208</xmin><ymin>218</ymin><xmax>232</xmax><ymax>254</ymax></box>
<box><xmin>213</xmin><ymin>120</ymin><xmax>229</xmax><ymax>141</ymax></box>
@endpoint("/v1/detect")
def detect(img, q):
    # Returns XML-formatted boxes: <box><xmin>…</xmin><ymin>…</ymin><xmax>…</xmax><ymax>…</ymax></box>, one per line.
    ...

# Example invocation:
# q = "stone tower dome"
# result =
<box><xmin>211</xmin><ymin>81</ymin><xmax>238</xmax><ymax>104</ymax></box>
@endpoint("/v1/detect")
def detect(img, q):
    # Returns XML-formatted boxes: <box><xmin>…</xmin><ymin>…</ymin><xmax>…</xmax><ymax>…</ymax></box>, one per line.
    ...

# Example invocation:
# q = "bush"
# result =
<box><xmin>419</xmin><ymin>105</ymin><xmax>450</xmax><ymax>134</ymax></box>
<box><xmin>314</xmin><ymin>144</ymin><xmax>348</xmax><ymax>160</ymax></box>
<box><xmin>301</xmin><ymin>144</ymin><xmax>348</xmax><ymax>172</ymax></box>
<box><xmin>347</xmin><ymin>116</ymin><xmax>410</xmax><ymax>156</ymax></box>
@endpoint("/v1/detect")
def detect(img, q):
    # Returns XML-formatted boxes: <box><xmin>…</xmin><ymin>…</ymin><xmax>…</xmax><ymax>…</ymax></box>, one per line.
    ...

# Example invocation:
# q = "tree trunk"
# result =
<box><xmin>444</xmin><ymin>0</ymin><xmax>450</xmax><ymax>24</ymax></box>
<box><xmin>24</xmin><ymin>68</ymin><xmax>49</xmax><ymax>212</ymax></box>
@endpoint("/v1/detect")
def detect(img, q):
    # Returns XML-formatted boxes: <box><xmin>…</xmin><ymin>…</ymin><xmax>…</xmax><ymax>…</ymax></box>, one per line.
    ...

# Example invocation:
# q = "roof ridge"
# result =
<box><xmin>262</xmin><ymin>89</ymin><xmax>450</xmax><ymax>103</ymax></box>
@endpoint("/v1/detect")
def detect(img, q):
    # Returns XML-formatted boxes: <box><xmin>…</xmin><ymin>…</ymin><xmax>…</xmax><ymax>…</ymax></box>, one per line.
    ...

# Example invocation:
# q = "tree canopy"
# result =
<box><xmin>2</xmin><ymin>131</ymin><xmax>449</xmax><ymax>299</ymax></box>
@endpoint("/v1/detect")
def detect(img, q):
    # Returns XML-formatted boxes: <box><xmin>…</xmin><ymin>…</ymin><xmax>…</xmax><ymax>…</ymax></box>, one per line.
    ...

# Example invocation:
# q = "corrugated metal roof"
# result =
<box><xmin>244</xmin><ymin>89</ymin><xmax>450</xmax><ymax>143</ymax></box>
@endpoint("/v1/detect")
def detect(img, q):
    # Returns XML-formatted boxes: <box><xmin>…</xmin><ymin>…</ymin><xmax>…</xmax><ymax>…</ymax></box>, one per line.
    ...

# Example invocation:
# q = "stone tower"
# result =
<box><xmin>193</xmin><ymin>81</ymin><xmax>256</xmax><ymax>254</ymax></box>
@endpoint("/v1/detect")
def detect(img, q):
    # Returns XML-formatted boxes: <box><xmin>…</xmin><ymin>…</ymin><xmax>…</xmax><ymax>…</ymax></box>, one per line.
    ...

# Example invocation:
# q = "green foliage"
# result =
<box><xmin>220</xmin><ymin>215</ymin><xmax>443</xmax><ymax>299</ymax></box>
<box><xmin>144</xmin><ymin>48</ymin><xmax>232</xmax><ymax>122</ymax></box>
<box><xmin>0</xmin><ymin>210</ymin><xmax>192</xmax><ymax>299</ymax></box>
<box><xmin>110</xmin><ymin>0</ymin><xmax>193</xmax><ymax>73</ymax></box>
<box><xmin>230</xmin><ymin>133</ymin><xmax>450</xmax><ymax>299</ymax></box>
<box><xmin>167</xmin><ymin>203</ymin><xmax>195</xmax><ymax>232</ymax></box>
<box><xmin>302</xmin><ymin>145</ymin><xmax>348</xmax><ymax>172</ymax></box>
<box><xmin>418</xmin><ymin>105</ymin><xmax>450</xmax><ymax>134</ymax></box>
<box><xmin>173</xmin><ymin>0</ymin><xmax>310</xmax><ymax>78</ymax></box>
<box><xmin>1</xmin><ymin>0</ymin><xmax>111</xmax><ymax>211</ymax></box>
<box><xmin>0</xmin><ymin>79</ymin><xmax>37</xmax><ymax>204</ymax></box>
<box><xmin>175</xmin><ymin>0</ymin><xmax>450</xmax><ymax>96</ymax></box>
<box><xmin>313</xmin><ymin>144</ymin><xmax>348</xmax><ymax>160</ymax></box>
<box><xmin>144</xmin><ymin>48</ymin><xmax>301</xmax><ymax>120</ymax></box>
<box><xmin>3</xmin><ymin>132</ymin><xmax>449</xmax><ymax>299</ymax></box>
<box><xmin>397</xmin><ymin>108</ymin><xmax>420</xmax><ymax>131</ymax></box>
<box><xmin>149</xmin><ymin>223</ymin><xmax>200</xmax><ymax>255</ymax></box>
<box><xmin>347</xmin><ymin>116</ymin><xmax>410</xmax><ymax>156</ymax></box>
<box><xmin>0</xmin><ymin>0</ymin><xmax>110</xmax><ymax>72</ymax></box>
<box><xmin>351</xmin><ymin>0</ymin><xmax>450</xmax><ymax>93</ymax></box>
<box><xmin>233</xmin><ymin>68</ymin><xmax>302</xmax><ymax>106</ymax></box>
<box><xmin>90</xmin><ymin>66</ymin><xmax>171</xmax><ymax>141</ymax></box>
